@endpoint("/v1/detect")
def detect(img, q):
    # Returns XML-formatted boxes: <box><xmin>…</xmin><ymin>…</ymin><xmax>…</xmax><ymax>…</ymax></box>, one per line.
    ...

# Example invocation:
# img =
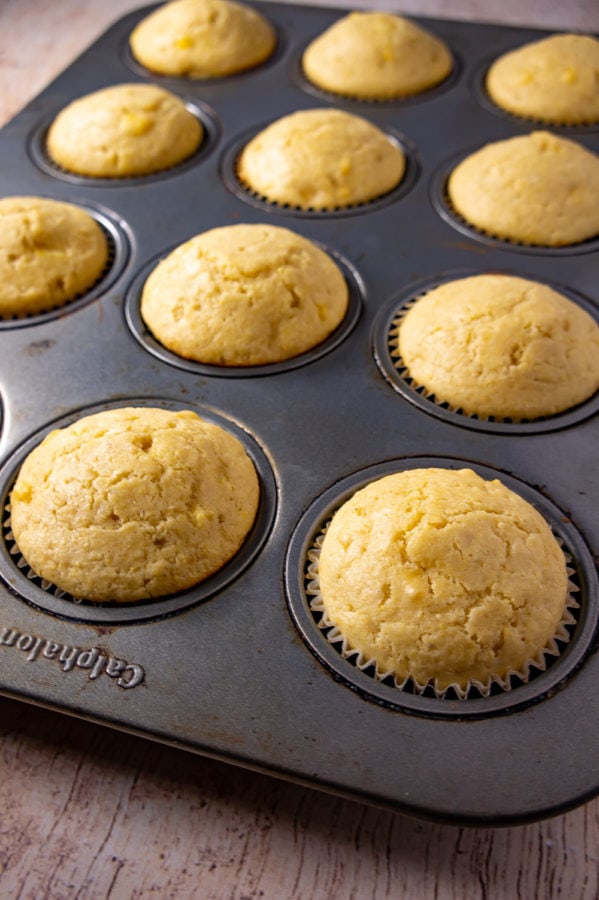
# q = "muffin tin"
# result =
<box><xmin>0</xmin><ymin>1</ymin><xmax>598</xmax><ymax>826</ymax></box>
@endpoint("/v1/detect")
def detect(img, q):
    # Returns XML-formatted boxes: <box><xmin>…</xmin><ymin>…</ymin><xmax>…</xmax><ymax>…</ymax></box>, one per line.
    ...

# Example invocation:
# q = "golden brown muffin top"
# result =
<box><xmin>10</xmin><ymin>407</ymin><xmax>260</xmax><ymax>602</ymax></box>
<box><xmin>318</xmin><ymin>467</ymin><xmax>568</xmax><ymax>691</ymax></box>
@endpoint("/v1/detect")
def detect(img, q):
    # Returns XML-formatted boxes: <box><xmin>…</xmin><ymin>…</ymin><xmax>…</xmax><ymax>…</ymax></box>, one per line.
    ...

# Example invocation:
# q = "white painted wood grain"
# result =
<box><xmin>1</xmin><ymin>696</ymin><xmax>599</xmax><ymax>899</ymax></box>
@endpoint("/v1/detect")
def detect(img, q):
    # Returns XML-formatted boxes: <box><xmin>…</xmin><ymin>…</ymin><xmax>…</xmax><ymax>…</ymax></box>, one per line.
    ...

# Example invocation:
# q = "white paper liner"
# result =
<box><xmin>305</xmin><ymin>524</ymin><xmax>580</xmax><ymax>701</ymax></box>
<box><xmin>3</xmin><ymin>500</ymin><xmax>91</xmax><ymax>604</ymax></box>
<box><xmin>301</xmin><ymin>81</ymin><xmax>449</xmax><ymax>105</ymax></box>
<box><xmin>487</xmin><ymin>107</ymin><xmax>599</xmax><ymax>129</ymax></box>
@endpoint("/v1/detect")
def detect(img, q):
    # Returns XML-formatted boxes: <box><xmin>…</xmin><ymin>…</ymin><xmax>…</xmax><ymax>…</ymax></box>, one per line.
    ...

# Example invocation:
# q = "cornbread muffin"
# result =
<box><xmin>486</xmin><ymin>34</ymin><xmax>599</xmax><ymax>125</ymax></box>
<box><xmin>237</xmin><ymin>108</ymin><xmax>405</xmax><ymax>209</ymax></box>
<box><xmin>397</xmin><ymin>274</ymin><xmax>599</xmax><ymax>419</ymax></box>
<box><xmin>129</xmin><ymin>0</ymin><xmax>276</xmax><ymax>78</ymax></box>
<box><xmin>9</xmin><ymin>407</ymin><xmax>260</xmax><ymax>603</ymax></box>
<box><xmin>447</xmin><ymin>131</ymin><xmax>599</xmax><ymax>246</ymax></box>
<box><xmin>318</xmin><ymin>467</ymin><xmax>568</xmax><ymax>692</ymax></box>
<box><xmin>302</xmin><ymin>12</ymin><xmax>452</xmax><ymax>100</ymax></box>
<box><xmin>141</xmin><ymin>223</ymin><xmax>348</xmax><ymax>365</ymax></box>
<box><xmin>47</xmin><ymin>84</ymin><xmax>202</xmax><ymax>178</ymax></box>
<box><xmin>0</xmin><ymin>196</ymin><xmax>108</xmax><ymax>318</ymax></box>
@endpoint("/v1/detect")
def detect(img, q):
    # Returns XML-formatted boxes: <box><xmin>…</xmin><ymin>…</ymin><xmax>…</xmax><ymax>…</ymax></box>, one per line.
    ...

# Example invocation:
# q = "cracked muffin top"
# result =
<box><xmin>10</xmin><ymin>407</ymin><xmax>260</xmax><ymax>602</ymax></box>
<box><xmin>317</xmin><ymin>467</ymin><xmax>568</xmax><ymax>692</ymax></box>
<box><xmin>396</xmin><ymin>274</ymin><xmax>599</xmax><ymax>419</ymax></box>
<box><xmin>140</xmin><ymin>223</ymin><xmax>349</xmax><ymax>365</ymax></box>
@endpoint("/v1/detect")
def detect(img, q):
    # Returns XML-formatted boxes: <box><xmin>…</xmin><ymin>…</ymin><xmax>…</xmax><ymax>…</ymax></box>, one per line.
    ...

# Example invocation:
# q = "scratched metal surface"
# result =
<box><xmin>0</xmin><ymin>1</ymin><xmax>598</xmax><ymax>826</ymax></box>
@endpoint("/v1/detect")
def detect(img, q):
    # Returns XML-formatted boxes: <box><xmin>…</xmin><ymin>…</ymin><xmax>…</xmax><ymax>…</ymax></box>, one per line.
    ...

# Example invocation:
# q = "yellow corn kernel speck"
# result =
<box><xmin>121</xmin><ymin>112</ymin><xmax>153</xmax><ymax>136</ymax></box>
<box><xmin>518</xmin><ymin>70</ymin><xmax>533</xmax><ymax>85</ymax></box>
<box><xmin>339</xmin><ymin>154</ymin><xmax>352</xmax><ymax>176</ymax></box>
<box><xmin>12</xmin><ymin>482</ymin><xmax>32</xmax><ymax>504</ymax></box>
<box><xmin>371</xmin><ymin>16</ymin><xmax>392</xmax><ymax>35</ymax></box>
<box><xmin>175</xmin><ymin>35</ymin><xmax>194</xmax><ymax>50</ymax></box>
<box><xmin>382</xmin><ymin>45</ymin><xmax>395</xmax><ymax>63</ymax></box>
<box><xmin>193</xmin><ymin>507</ymin><xmax>214</xmax><ymax>527</ymax></box>
<box><xmin>315</xmin><ymin>302</ymin><xmax>328</xmax><ymax>322</ymax></box>
<box><xmin>561</xmin><ymin>66</ymin><xmax>577</xmax><ymax>85</ymax></box>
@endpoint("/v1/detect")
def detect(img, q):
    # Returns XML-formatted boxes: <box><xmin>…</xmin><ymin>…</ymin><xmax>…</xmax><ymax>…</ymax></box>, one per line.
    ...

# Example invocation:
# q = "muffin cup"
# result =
<box><xmin>29</xmin><ymin>102</ymin><xmax>219</xmax><ymax>186</ymax></box>
<box><xmin>295</xmin><ymin>52</ymin><xmax>460</xmax><ymax>106</ymax></box>
<box><xmin>0</xmin><ymin>398</ymin><xmax>278</xmax><ymax>624</ymax></box>
<box><xmin>0</xmin><ymin>204</ymin><xmax>129</xmax><ymax>329</ymax></box>
<box><xmin>470</xmin><ymin>52</ymin><xmax>599</xmax><ymax>131</ymax></box>
<box><xmin>0</xmin><ymin>234</ymin><xmax>114</xmax><ymax>323</ymax></box>
<box><xmin>227</xmin><ymin>126</ymin><xmax>418</xmax><ymax>217</ymax></box>
<box><xmin>443</xmin><ymin>182</ymin><xmax>599</xmax><ymax>249</ymax></box>
<box><xmin>389</xmin><ymin>301</ymin><xmax>550</xmax><ymax>426</ymax></box>
<box><xmin>371</xmin><ymin>281</ymin><xmax>599</xmax><ymax>434</ymax></box>
<box><xmin>430</xmin><ymin>156</ymin><xmax>599</xmax><ymax>254</ymax></box>
<box><xmin>304</xmin><ymin>525</ymin><xmax>579</xmax><ymax>701</ymax></box>
<box><xmin>126</xmin><ymin>241</ymin><xmax>364</xmax><ymax>378</ymax></box>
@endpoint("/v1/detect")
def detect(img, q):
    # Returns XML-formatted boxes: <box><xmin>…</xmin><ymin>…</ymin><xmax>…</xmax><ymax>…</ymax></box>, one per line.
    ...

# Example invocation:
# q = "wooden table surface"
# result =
<box><xmin>1</xmin><ymin>2</ymin><xmax>598</xmax><ymax>897</ymax></box>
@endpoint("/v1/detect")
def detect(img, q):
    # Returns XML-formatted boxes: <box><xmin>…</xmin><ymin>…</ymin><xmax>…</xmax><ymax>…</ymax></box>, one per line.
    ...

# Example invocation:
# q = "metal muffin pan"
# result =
<box><xmin>0</xmin><ymin>1</ymin><xmax>598</xmax><ymax>826</ymax></box>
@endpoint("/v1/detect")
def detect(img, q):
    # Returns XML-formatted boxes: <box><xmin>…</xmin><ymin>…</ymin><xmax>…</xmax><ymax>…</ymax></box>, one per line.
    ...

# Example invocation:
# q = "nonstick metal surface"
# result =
<box><xmin>0</xmin><ymin>2</ymin><xmax>598</xmax><ymax>826</ymax></box>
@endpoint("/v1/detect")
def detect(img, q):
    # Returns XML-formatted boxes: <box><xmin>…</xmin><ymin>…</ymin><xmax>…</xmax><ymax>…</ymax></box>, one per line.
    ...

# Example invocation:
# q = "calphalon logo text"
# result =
<box><xmin>0</xmin><ymin>626</ymin><xmax>145</xmax><ymax>689</ymax></box>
